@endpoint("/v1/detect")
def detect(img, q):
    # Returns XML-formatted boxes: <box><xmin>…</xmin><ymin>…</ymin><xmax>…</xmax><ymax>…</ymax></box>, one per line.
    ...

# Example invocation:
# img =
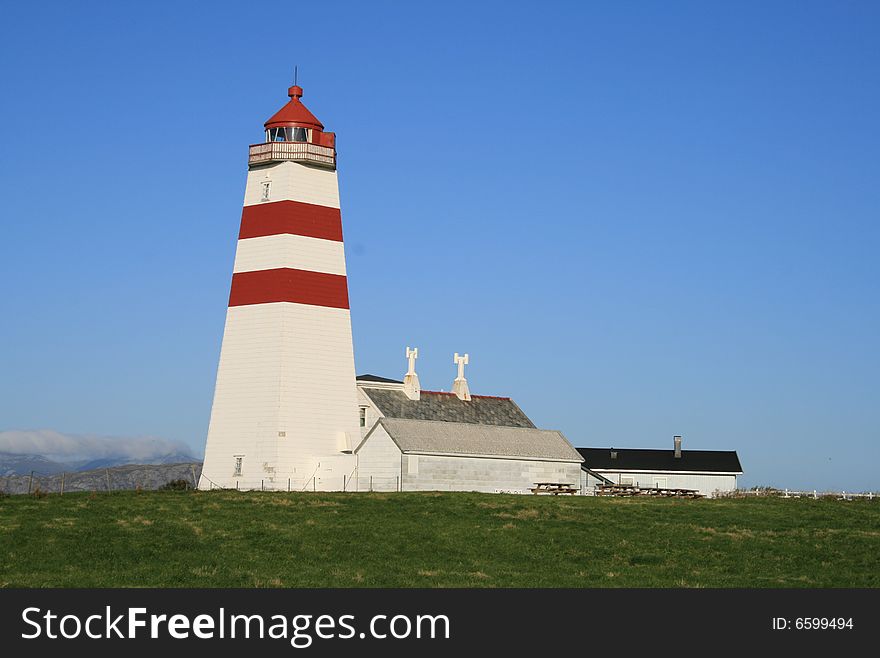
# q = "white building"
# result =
<box><xmin>578</xmin><ymin>436</ymin><xmax>743</xmax><ymax>497</ymax></box>
<box><xmin>200</xmin><ymin>84</ymin><xmax>359</xmax><ymax>491</ymax></box>
<box><xmin>356</xmin><ymin>418</ymin><xmax>582</xmax><ymax>493</ymax></box>
<box><xmin>353</xmin><ymin>352</ymin><xmax>583</xmax><ymax>493</ymax></box>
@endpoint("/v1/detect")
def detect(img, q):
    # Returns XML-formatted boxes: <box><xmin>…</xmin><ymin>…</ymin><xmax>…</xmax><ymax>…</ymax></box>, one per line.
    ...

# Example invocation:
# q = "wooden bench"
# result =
<box><xmin>531</xmin><ymin>482</ymin><xmax>578</xmax><ymax>495</ymax></box>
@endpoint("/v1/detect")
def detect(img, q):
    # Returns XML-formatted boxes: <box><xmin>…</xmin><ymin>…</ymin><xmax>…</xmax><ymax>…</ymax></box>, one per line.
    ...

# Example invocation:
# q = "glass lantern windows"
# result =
<box><xmin>266</xmin><ymin>127</ymin><xmax>310</xmax><ymax>143</ymax></box>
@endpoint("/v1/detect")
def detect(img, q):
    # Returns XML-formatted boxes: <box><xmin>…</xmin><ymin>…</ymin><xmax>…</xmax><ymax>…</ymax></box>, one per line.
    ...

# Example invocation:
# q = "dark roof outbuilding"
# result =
<box><xmin>577</xmin><ymin>447</ymin><xmax>742</xmax><ymax>473</ymax></box>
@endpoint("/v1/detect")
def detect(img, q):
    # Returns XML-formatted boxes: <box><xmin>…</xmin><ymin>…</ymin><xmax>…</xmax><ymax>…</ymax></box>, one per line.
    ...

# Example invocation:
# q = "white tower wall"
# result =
<box><xmin>200</xmin><ymin>158</ymin><xmax>360</xmax><ymax>491</ymax></box>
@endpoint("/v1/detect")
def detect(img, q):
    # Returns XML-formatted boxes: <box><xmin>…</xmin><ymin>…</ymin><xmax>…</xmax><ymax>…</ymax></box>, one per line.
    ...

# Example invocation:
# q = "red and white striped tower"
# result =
<box><xmin>200</xmin><ymin>83</ymin><xmax>359</xmax><ymax>491</ymax></box>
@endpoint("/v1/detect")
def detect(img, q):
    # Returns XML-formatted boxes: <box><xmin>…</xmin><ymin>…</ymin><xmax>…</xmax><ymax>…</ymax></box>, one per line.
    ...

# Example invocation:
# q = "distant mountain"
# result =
<box><xmin>1</xmin><ymin>462</ymin><xmax>203</xmax><ymax>494</ymax></box>
<box><xmin>0</xmin><ymin>452</ymin><xmax>70</xmax><ymax>476</ymax></box>
<box><xmin>73</xmin><ymin>452</ymin><xmax>197</xmax><ymax>471</ymax></box>
<box><xmin>0</xmin><ymin>451</ymin><xmax>199</xmax><ymax>476</ymax></box>
<box><xmin>154</xmin><ymin>451</ymin><xmax>200</xmax><ymax>465</ymax></box>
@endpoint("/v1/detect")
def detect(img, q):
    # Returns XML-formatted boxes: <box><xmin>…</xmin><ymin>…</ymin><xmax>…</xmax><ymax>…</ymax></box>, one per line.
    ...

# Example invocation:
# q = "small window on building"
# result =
<box><xmin>233</xmin><ymin>456</ymin><xmax>243</xmax><ymax>477</ymax></box>
<box><xmin>619</xmin><ymin>475</ymin><xmax>634</xmax><ymax>486</ymax></box>
<box><xmin>358</xmin><ymin>407</ymin><xmax>367</xmax><ymax>427</ymax></box>
<box><xmin>261</xmin><ymin>181</ymin><xmax>271</xmax><ymax>202</ymax></box>
<box><xmin>408</xmin><ymin>455</ymin><xmax>419</xmax><ymax>475</ymax></box>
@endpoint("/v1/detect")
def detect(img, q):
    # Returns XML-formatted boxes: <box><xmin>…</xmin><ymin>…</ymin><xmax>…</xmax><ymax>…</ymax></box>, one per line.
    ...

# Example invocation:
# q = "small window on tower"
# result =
<box><xmin>359</xmin><ymin>407</ymin><xmax>367</xmax><ymax>427</ymax></box>
<box><xmin>292</xmin><ymin>127</ymin><xmax>309</xmax><ymax>142</ymax></box>
<box><xmin>261</xmin><ymin>181</ymin><xmax>271</xmax><ymax>202</ymax></box>
<box><xmin>233</xmin><ymin>456</ymin><xmax>243</xmax><ymax>477</ymax></box>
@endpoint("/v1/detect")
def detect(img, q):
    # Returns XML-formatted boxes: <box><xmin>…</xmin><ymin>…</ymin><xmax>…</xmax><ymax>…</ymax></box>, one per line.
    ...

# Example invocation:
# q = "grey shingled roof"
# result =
<box><xmin>361</xmin><ymin>388</ymin><xmax>535</xmax><ymax>428</ymax></box>
<box><xmin>373</xmin><ymin>418</ymin><xmax>583</xmax><ymax>462</ymax></box>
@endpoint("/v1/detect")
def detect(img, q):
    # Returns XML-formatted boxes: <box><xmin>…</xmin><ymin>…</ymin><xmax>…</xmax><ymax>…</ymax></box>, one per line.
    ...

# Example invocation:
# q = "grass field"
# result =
<box><xmin>1</xmin><ymin>490</ymin><xmax>878</xmax><ymax>587</ymax></box>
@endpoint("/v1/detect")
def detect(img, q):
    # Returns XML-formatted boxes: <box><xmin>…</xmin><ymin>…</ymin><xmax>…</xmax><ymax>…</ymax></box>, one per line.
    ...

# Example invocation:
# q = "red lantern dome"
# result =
<box><xmin>264</xmin><ymin>85</ymin><xmax>325</xmax><ymax>131</ymax></box>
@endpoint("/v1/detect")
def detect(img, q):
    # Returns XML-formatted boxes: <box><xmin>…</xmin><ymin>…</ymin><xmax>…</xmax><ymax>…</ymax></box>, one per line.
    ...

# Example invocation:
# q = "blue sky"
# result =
<box><xmin>0</xmin><ymin>1</ymin><xmax>878</xmax><ymax>490</ymax></box>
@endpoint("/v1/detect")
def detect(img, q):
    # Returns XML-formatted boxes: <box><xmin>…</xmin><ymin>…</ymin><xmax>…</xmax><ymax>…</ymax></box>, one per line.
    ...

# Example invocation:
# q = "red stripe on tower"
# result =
<box><xmin>228</xmin><ymin>267</ymin><xmax>350</xmax><ymax>309</ymax></box>
<box><xmin>239</xmin><ymin>200</ymin><xmax>343</xmax><ymax>242</ymax></box>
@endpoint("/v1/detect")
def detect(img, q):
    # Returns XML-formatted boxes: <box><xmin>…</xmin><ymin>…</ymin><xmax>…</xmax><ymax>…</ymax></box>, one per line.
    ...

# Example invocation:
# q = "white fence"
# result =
<box><xmin>720</xmin><ymin>488</ymin><xmax>877</xmax><ymax>501</ymax></box>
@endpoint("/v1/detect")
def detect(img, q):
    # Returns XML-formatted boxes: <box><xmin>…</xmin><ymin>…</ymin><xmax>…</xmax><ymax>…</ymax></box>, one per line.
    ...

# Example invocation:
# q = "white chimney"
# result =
<box><xmin>452</xmin><ymin>352</ymin><xmax>471</xmax><ymax>401</ymax></box>
<box><xmin>403</xmin><ymin>346</ymin><xmax>420</xmax><ymax>401</ymax></box>
<box><xmin>674</xmin><ymin>435</ymin><xmax>682</xmax><ymax>459</ymax></box>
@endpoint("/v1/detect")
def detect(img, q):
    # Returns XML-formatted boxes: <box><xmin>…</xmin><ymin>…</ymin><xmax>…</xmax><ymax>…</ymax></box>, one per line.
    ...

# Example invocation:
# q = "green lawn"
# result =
<box><xmin>1</xmin><ymin>490</ymin><xmax>878</xmax><ymax>587</ymax></box>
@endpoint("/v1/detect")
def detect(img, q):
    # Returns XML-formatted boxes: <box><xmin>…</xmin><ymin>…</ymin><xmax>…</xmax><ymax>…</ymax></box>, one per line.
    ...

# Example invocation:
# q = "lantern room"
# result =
<box><xmin>248</xmin><ymin>85</ymin><xmax>337</xmax><ymax>169</ymax></box>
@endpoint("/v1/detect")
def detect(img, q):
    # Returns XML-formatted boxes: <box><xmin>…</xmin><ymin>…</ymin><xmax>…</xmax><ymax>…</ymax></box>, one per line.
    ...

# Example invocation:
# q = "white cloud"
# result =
<box><xmin>0</xmin><ymin>429</ymin><xmax>196</xmax><ymax>462</ymax></box>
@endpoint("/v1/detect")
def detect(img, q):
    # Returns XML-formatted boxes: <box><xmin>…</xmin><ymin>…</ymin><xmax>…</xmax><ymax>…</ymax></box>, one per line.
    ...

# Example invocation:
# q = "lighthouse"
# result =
<box><xmin>199</xmin><ymin>83</ymin><xmax>360</xmax><ymax>491</ymax></box>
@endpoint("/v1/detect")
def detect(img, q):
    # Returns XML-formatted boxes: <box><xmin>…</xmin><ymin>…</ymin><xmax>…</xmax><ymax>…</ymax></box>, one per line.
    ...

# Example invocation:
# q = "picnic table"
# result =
<box><xmin>531</xmin><ymin>482</ymin><xmax>578</xmax><ymax>495</ymax></box>
<box><xmin>595</xmin><ymin>483</ymin><xmax>703</xmax><ymax>498</ymax></box>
